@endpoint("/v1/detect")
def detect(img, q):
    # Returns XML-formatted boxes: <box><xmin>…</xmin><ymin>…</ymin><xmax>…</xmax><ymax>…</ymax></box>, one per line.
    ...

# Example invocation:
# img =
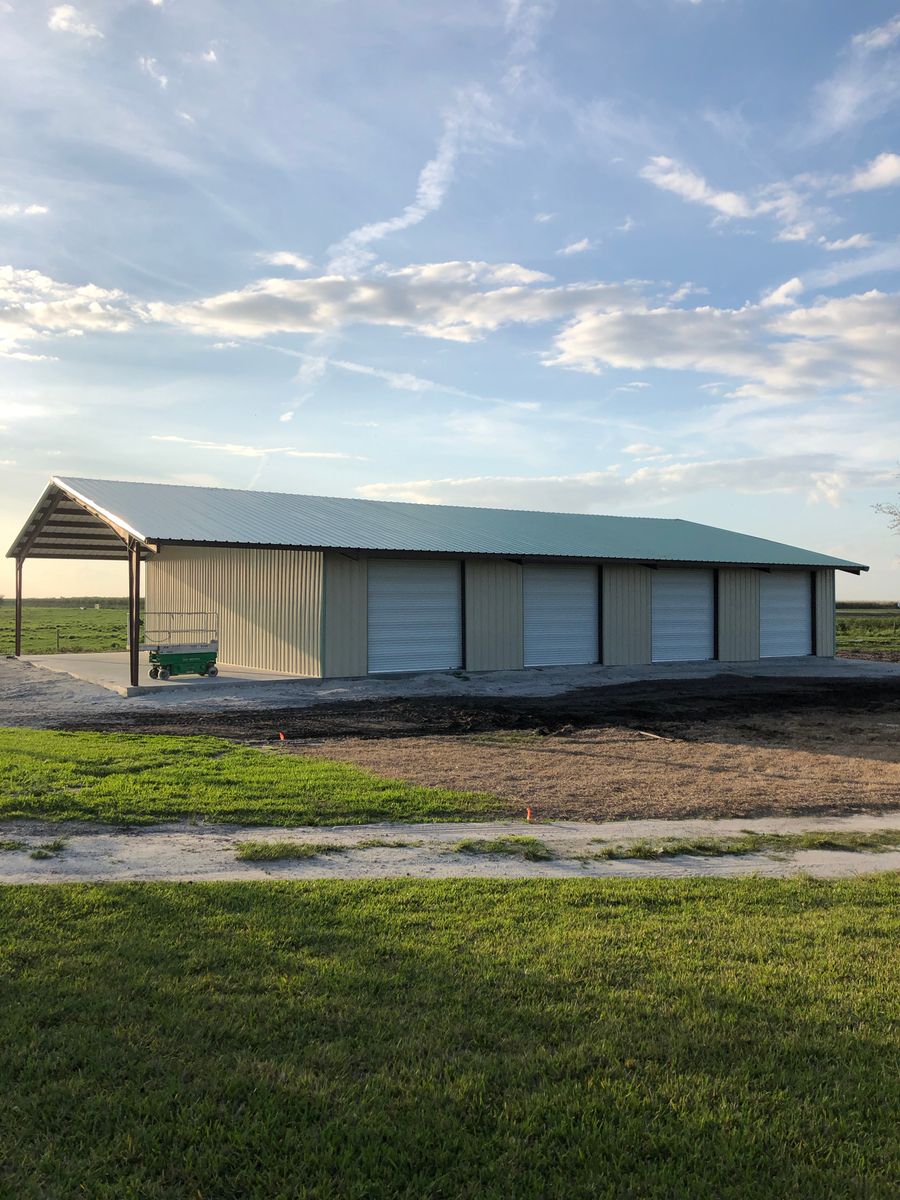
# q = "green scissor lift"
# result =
<box><xmin>140</xmin><ymin>612</ymin><xmax>219</xmax><ymax>681</ymax></box>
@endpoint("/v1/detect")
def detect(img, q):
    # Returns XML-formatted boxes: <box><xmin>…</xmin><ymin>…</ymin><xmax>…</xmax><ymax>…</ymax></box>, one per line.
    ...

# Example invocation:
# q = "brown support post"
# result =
<box><xmin>14</xmin><ymin>557</ymin><xmax>23</xmax><ymax>657</ymax></box>
<box><xmin>128</xmin><ymin>541</ymin><xmax>141</xmax><ymax>689</ymax></box>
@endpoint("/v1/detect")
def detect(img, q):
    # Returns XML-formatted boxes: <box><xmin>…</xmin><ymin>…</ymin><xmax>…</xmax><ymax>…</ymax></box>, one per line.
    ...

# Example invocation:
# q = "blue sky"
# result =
<box><xmin>2</xmin><ymin>0</ymin><xmax>899</xmax><ymax>598</ymax></box>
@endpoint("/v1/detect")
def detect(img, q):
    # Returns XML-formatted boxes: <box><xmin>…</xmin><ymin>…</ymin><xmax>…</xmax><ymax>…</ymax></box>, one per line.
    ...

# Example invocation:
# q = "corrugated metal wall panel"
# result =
<box><xmin>815</xmin><ymin>568</ymin><xmax>836</xmax><ymax>657</ymax></box>
<box><xmin>760</xmin><ymin>570</ymin><xmax>812</xmax><ymax>657</ymax></box>
<box><xmin>523</xmin><ymin>564</ymin><xmax>599</xmax><ymax>667</ymax></box>
<box><xmin>323</xmin><ymin>553</ymin><xmax>368</xmax><ymax>677</ymax></box>
<box><xmin>602</xmin><ymin>565</ymin><xmax>651</xmax><ymax>665</ymax></box>
<box><xmin>651</xmin><ymin>569</ymin><xmax>714</xmax><ymax>662</ymax></box>
<box><xmin>367</xmin><ymin>559</ymin><xmax>462</xmax><ymax>673</ymax></box>
<box><xmin>464</xmin><ymin>560</ymin><xmax>524</xmax><ymax>671</ymax></box>
<box><xmin>717</xmin><ymin>568</ymin><xmax>760</xmax><ymax>661</ymax></box>
<box><xmin>144</xmin><ymin>547</ymin><xmax>323</xmax><ymax>675</ymax></box>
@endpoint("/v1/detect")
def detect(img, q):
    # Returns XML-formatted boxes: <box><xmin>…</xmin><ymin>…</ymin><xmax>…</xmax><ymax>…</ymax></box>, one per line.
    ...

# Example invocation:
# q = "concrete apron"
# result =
<box><xmin>2</xmin><ymin>813</ymin><xmax>899</xmax><ymax>884</ymax></box>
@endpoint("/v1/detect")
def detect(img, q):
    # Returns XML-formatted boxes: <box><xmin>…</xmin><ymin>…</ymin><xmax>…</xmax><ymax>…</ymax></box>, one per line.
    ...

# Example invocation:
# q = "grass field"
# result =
<box><xmin>835</xmin><ymin>614</ymin><xmax>900</xmax><ymax>654</ymax></box>
<box><xmin>1</xmin><ymin>877</ymin><xmax>897</xmax><ymax>1199</ymax></box>
<box><xmin>0</xmin><ymin>728</ymin><xmax>506</xmax><ymax>825</ymax></box>
<box><xmin>0</xmin><ymin>604</ymin><xmax>130</xmax><ymax>655</ymax></box>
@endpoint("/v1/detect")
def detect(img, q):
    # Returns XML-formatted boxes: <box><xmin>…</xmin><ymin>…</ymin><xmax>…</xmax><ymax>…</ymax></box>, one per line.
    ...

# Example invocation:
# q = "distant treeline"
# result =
<box><xmin>836</xmin><ymin>601</ymin><xmax>898</xmax><ymax>610</ymax></box>
<box><xmin>0</xmin><ymin>597</ymin><xmax>129</xmax><ymax>607</ymax></box>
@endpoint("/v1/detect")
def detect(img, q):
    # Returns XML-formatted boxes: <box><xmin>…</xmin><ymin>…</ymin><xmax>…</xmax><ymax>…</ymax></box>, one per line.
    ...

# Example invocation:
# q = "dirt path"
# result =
<box><xmin>2</xmin><ymin>814</ymin><xmax>899</xmax><ymax>883</ymax></box>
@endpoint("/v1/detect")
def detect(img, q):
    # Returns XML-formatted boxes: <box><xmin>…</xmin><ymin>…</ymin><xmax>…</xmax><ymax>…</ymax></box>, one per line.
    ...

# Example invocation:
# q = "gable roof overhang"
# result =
<box><xmin>7</xmin><ymin>479</ymin><xmax>157</xmax><ymax>562</ymax></box>
<box><xmin>7</xmin><ymin>475</ymin><xmax>868</xmax><ymax>574</ymax></box>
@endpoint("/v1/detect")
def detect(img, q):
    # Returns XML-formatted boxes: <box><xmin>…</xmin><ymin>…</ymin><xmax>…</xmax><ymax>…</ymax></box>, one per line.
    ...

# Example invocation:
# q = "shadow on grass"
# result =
<box><xmin>1</xmin><ymin>877</ymin><xmax>897</xmax><ymax>1198</ymax></box>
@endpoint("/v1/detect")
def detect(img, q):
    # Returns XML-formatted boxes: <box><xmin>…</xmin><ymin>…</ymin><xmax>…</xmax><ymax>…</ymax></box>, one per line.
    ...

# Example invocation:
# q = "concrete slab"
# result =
<box><xmin>20</xmin><ymin>651</ymin><xmax>308</xmax><ymax>697</ymax></box>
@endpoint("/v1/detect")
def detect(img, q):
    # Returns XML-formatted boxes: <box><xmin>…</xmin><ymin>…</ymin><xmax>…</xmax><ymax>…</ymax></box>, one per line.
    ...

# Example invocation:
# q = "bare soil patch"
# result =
<box><xmin>54</xmin><ymin>674</ymin><xmax>900</xmax><ymax>821</ymax></box>
<box><xmin>295</xmin><ymin>716</ymin><xmax>900</xmax><ymax>821</ymax></box>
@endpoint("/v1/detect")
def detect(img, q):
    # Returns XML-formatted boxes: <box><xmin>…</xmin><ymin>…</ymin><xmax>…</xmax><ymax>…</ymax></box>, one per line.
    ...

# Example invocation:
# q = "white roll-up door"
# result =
<box><xmin>760</xmin><ymin>571</ymin><xmax>812</xmax><ymax>657</ymax></box>
<box><xmin>523</xmin><ymin>564</ymin><xmax>598</xmax><ymax>667</ymax></box>
<box><xmin>651</xmin><ymin>569</ymin><xmax>715</xmax><ymax>662</ymax></box>
<box><xmin>367</xmin><ymin>559</ymin><xmax>462</xmax><ymax>673</ymax></box>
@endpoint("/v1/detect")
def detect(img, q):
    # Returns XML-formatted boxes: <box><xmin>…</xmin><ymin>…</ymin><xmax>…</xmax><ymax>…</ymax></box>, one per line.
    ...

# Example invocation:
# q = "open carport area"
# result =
<box><xmin>18</xmin><ymin>651</ymin><xmax>307</xmax><ymax>697</ymax></box>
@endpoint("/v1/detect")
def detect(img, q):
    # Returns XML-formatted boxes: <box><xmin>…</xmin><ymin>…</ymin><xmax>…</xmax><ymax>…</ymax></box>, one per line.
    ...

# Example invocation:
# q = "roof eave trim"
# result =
<box><xmin>51</xmin><ymin>476</ymin><xmax>150</xmax><ymax>545</ymax></box>
<box><xmin>152</xmin><ymin>537</ymin><xmax>867</xmax><ymax>571</ymax></box>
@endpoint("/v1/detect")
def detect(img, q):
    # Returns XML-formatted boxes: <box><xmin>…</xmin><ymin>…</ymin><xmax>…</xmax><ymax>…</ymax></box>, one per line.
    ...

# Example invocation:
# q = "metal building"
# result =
<box><xmin>8</xmin><ymin>476</ymin><xmax>867</xmax><ymax>687</ymax></box>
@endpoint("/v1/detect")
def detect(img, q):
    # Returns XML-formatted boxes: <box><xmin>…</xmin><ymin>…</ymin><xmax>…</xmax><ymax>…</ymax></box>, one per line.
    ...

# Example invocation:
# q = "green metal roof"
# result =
<box><xmin>8</xmin><ymin>476</ymin><xmax>867</xmax><ymax>572</ymax></box>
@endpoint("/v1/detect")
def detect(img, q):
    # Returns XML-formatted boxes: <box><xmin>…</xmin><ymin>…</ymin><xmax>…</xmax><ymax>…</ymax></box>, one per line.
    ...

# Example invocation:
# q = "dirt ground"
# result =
<box><xmin>296</xmin><ymin>718</ymin><xmax>900</xmax><ymax>822</ymax></box>
<box><xmin>60</xmin><ymin>675</ymin><xmax>900</xmax><ymax>821</ymax></box>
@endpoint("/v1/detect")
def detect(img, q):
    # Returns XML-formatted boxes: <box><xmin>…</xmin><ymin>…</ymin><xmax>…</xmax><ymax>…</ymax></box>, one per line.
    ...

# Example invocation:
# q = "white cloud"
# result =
<box><xmin>201</xmin><ymin>49</ymin><xmax>217</xmax><ymax>63</ymax></box>
<box><xmin>851</xmin><ymin>15</ymin><xmax>900</xmax><ymax>52</ymax></box>
<box><xmin>150</xmin><ymin>435</ymin><xmax>365</xmax><ymax>460</ymax></box>
<box><xmin>534</xmin><ymin>211</ymin><xmax>556</xmax><ymax>222</ymax></box>
<box><xmin>0</xmin><ymin>203</ymin><xmax>49</xmax><ymax>218</ymax></box>
<box><xmin>557</xmin><ymin>238</ymin><xmax>592</xmax><ymax>256</ymax></box>
<box><xmin>809</xmin><ymin>16</ymin><xmax>900</xmax><ymax>140</ymax></box>
<box><xmin>278</xmin><ymin>411</ymin><xmax>294</xmax><ymax>422</ymax></box>
<box><xmin>617</xmin><ymin>216</ymin><xmax>635</xmax><ymax>232</ymax></box>
<box><xmin>840</xmin><ymin>151</ymin><xmax>900</xmax><ymax>192</ymax></box>
<box><xmin>669</xmin><ymin>282</ymin><xmax>708</xmax><ymax>303</ymax></box>
<box><xmin>760</xmin><ymin>277</ymin><xmax>803</xmax><ymax>308</ymax></box>
<box><xmin>640</xmin><ymin>155</ymin><xmax>753</xmax><ymax>218</ymax></box>
<box><xmin>326</xmin><ymin>87</ymin><xmax>514</xmax><ymax>274</ymax></box>
<box><xmin>774</xmin><ymin>222</ymin><xmax>814</xmax><ymax>243</ymax></box>
<box><xmin>641</xmin><ymin>158</ymin><xmax>824</xmax><ymax>241</ymax></box>
<box><xmin>624</xmin><ymin>442</ymin><xmax>663</xmax><ymax>455</ymax></box>
<box><xmin>820</xmin><ymin>233</ymin><xmax>873</xmax><ymax>251</ymax></box>
<box><xmin>548</xmin><ymin>288</ymin><xmax>900</xmax><ymax>399</ymax></box>
<box><xmin>139</xmin><ymin>57</ymin><xmax>168</xmax><ymax>89</ymax></box>
<box><xmin>148</xmin><ymin>260</ymin><xmax>637</xmax><ymax>343</ymax></box>
<box><xmin>48</xmin><ymin>5</ymin><xmax>103</xmax><ymax>38</ymax></box>
<box><xmin>356</xmin><ymin>454</ymin><xmax>890</xmax><ymax>511</ymax></box>
<box><xmin>259</xmin><ymin>251</ymin><xmax>313</xmax><ymax>272</ymax></box>
<box><xmin>0</xmin><ymin>265</ymin><xmax>132</xmax><ymax>358</ymax></box>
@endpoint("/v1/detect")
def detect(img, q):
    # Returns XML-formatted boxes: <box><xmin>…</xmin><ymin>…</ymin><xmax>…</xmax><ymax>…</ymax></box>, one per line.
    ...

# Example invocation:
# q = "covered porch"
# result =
<box><xmin>9</xmin><ymin>478</ymin><xmax>154</xmax><ymax>688</ymax></box>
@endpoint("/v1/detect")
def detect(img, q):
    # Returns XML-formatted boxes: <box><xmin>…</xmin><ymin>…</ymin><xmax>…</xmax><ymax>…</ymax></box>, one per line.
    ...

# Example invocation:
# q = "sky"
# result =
<box><xmin>1</xmin><ymin>0</ymin><xmax>899</xmax><ymax>599</ymax></box>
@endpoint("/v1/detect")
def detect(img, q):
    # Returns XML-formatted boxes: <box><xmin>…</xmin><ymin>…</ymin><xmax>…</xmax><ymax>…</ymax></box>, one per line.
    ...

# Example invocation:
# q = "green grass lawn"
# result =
<box><xmin>0</xmin><ymin>604</ymin><xmax>130</xmax><ymax>655</ymax></box>
<box><xmin>0</xmin><ymin>877</ymin><xmax>897</xmax><ymax>1199</ymax></box>
<box><xmin>0</xmin><ymin>728</ymin><xmax>507</xmax><ymax>825</ymax></box>
<box><xmin>835</xmin><ymin>613</ymin><xmax>900</xmax><ymax>654</ymax></box>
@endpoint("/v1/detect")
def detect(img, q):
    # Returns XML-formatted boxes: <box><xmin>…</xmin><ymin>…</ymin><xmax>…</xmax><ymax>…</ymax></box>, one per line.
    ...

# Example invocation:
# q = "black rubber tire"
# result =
<box><xmin>149</xmin><ymin>667</ymin><xmax>159</xmax><ymax>680</ymax></box>
<box><xmin>159</xmin><ymin>668</ymin><xmax>171</xmax><ymax>681</ymax></box>
<box><xmin>206</xmin><ymin>665</ymin><xmax>218</xmax><ymax>677</ymax></box>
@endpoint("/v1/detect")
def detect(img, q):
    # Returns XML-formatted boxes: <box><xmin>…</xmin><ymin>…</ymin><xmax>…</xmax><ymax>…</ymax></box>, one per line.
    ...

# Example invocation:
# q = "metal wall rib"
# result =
<box><xmin>323</xmin><ymin>553</ymin><xmax>368</xmax><ymax>677</ymax></box>
<box><xmin>601</xmin><ymin>565</ymin><xmax>651</xmax><ymax>665</ymax></box>
<box><xmin>464</xmin><ymin>560</ymin><xmax>524</xmax><ymax>671</ymax></box>
<box><xmin>717</xmin><ymin>568</ymin><xmax>760</xmax><ymax>661</ymax></box>
<box><xmin>815</xmin><ymin>568</ymin><xmax>836</xmax><ymax>656</ymax></box>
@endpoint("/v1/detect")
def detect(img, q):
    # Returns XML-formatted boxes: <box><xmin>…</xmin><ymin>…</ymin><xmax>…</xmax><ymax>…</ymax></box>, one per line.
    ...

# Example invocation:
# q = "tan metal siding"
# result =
<box><xmin>145</xmin><ymin>547</ymin><xmax>323</xmax><ymax>675</ymax></box>
<box><xmin>815</xmin><ymin>569</ymin><xmax>836</xmax><ymax>657</ymax></box>
<box><xmin>464</xmin><ymin>560</ymin><xmax>524</xmax><ymax>671</ymax></box>
<box><xmin>323</xmin><ymin>553</ymin><xmax>368</xmax><ymax>677</ymax></box>
<box><xmin>717</xmin><ymin>568</ymin><xmax>760</xmax><ymax>661</ymax></box>
<box><xmin>602</xmin><ymin>565</ymin><xmax>651</xmax><ymax>665</ymax></box>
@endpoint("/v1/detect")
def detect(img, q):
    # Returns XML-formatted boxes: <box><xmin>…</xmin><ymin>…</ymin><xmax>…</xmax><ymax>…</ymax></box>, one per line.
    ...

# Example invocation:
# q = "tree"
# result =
<box><xmin>876</xmin><ymin>492</ymin><xmax>900</xmax><ymax>535</ymax></box>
